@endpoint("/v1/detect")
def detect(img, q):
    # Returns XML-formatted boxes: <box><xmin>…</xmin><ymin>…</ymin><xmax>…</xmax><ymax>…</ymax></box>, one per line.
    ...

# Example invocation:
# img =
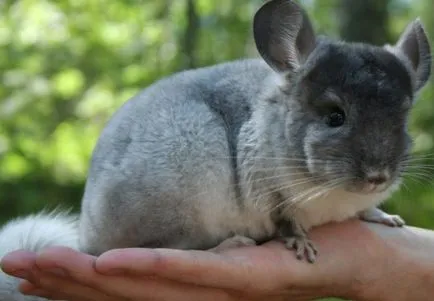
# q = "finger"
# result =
<box><xmin>18</xmin><ymin>285</ymin><xmax>57</xmax><ymax>301</ymax></box>
<box><xmin>33</xmin><ymin>246</ymin><xmax>124</xmax><ymax>298</ymax></box>
<box><xmin>18</xmin><ymin>280</ymin><xmax>39</xmax><ymax>293</ymax></box>
<box><xmin>24</xmin><ymin>288</ymin><xmax>104</xmax><ymax>301</ymax></box>
<box><xmin>27</xmin><ymin>270</ymin><xmax>239</xmax><ymax>301</ymax></box>
<box><xmin>21</xmin><ymin>268</ymin><xmax>126</xmax><ymax>301</ymax></box>
<box><xmin>22</xmin><ymin>286</ymin><xmax>96</xmax><ymax>301</ymax></box>
<box><xmin>32</xmin><ymin>247</ymin><xmax>236</xmax><ymax>300</ymax></box>
<box><xmin>95</xmin><ymin>248</ymin><xmax>258</xmax><ymax>291</ymax></box>
<box><xmin>20</xmin><ymin>280</ymin><xmax>92</xmax><ymax>301</ymax></box>
<box><xmin>95</xmin><ymin>276</ymin><xmax>238</xmax><ymax>301</ymax></box>
<box><xmin>34</xmin><ymin>246</ymin><xmax>101</xmax><ymax>285</ymax></box>
<box><xmin>0</xmin><ymin>250</ymin><xmax>36</xmax><ymax>279</ymax></box>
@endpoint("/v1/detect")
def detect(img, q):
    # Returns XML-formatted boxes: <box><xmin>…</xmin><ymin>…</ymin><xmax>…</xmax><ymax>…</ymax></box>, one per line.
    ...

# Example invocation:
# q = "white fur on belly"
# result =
<box><xmin>291</xmin><ymin>187</ymin><xmax>393</xmax><ymax>230</ymax></box>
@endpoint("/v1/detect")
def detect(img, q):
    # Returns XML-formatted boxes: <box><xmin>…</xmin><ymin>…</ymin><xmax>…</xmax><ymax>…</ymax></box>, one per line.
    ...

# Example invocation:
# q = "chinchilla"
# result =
<box><xmin>0</xmin><ymin>0</ymin><xmax>431</xmax><ymax>299</ymax></box>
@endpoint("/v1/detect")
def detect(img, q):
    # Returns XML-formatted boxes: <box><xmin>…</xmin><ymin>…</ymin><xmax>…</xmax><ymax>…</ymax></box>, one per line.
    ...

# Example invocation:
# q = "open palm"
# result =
<box><xmin>1</xmin><ymin>220</ymin><xmax>388</xmax><ymax>301</ymax></box>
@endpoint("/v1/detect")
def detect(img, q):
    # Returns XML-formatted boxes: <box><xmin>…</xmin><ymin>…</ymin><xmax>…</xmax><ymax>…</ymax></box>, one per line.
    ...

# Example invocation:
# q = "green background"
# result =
<box><xmin>0</xmin><ymin>1</ymin><xmax>433</xmax><ymax>300</ymax></box>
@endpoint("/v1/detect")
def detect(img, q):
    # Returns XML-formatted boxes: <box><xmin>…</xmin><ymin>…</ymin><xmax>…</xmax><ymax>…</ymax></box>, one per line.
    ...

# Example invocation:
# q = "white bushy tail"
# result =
<box><xmin>0</xmin><ymin>211</ymin><xmax>79</xmax><ymax>301</ymax></box>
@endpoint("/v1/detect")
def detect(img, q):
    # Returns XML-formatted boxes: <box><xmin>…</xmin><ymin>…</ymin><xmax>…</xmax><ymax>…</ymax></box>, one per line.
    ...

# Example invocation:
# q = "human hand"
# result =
<box><xmin>0</xmin><ymin>219</ymin><xmax>414</xmax><ymax>301</ymax></box>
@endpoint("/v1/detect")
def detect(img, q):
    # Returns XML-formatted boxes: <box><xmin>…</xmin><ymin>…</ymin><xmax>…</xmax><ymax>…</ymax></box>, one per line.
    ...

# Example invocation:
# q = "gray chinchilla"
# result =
<box><xmin>0</xmin><ymin>0</ymin><xmax>432</xmax><ymax>299</ymax></box>
<box><xmin>78</xmin><ymin>0</ymin><xmax>431</xmax><ymax>260</ymax></box>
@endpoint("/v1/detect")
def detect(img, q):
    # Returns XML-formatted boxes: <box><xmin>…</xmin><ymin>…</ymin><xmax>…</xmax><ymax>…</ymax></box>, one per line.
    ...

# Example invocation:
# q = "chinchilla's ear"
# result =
<box><xmin>387</xmin><ymin>19</ymin><xmax>432</xmax><ymax>92</ymax></box>
<box><xmin>253</xmin><ymin>0</ymin><xmax>316</xmax><ymax>74</ymax></box>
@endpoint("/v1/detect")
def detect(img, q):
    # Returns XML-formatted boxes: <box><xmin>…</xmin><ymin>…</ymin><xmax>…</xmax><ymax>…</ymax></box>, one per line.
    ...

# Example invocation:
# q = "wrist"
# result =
<box><xmin>280</xmin><ymin>220</ymin><xmax>434</xmax><ymax>301</ymax></box>
<box><xmin>348</xmin><ymin>223</ymin><xmax>434</xmax><ymax>301</ymax></box>
<box><xmin>347</xmin><ymin>246</ymin><xmax>398</xmax><ymax>301</ymax></box>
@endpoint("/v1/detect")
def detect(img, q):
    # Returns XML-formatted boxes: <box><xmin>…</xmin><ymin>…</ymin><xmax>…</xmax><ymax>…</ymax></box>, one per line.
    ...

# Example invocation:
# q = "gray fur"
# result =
<box><xmin>0</xmin><ymin>0</ymin><xmax>432</xmax><ymax>299</ymax></box>
<box><xmin>79</xmin><ymin>59</ymin><xmax>277</xmax><ymax>254</ymax></box>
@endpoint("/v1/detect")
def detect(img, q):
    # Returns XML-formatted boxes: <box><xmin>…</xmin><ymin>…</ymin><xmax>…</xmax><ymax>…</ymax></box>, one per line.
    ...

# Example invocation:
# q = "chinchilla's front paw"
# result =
<box><xmin>283</xmin><ymin>235</ymin><xmax>318</xmax><ymax>263</ymax></box>
<box><xmin>359</xmin><ymin>207</ymin><xmax>406</xmax><ymax>227</ymax></box>
<box><xmin>278</xmin><ymin>219</ymin><xmax>318</xmax><ymax>263</ymax></box>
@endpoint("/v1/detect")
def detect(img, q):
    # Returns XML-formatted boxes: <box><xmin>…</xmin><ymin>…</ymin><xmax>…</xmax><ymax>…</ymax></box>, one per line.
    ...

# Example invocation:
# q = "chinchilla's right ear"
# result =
<box><xmin>386</xmin><ymin>19</ymin><xmax>432</xmax><ymax>93</ymax></box>
<box><xmin>253</xmin><ymin>0</ymin><xmax>316</xmax><ymax>75</ymax></box>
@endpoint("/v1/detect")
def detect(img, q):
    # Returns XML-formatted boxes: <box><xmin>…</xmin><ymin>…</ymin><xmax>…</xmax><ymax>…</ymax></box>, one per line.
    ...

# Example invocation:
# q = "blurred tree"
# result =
<box><xmin>339</xmin><ymin>0</ymin><xmax>390</xmax><ymax>44</ymax></box>
<box><xmin>181</xmin><ymin>0</ymin><xmax>199</xmax><ymax>69</ymax></box>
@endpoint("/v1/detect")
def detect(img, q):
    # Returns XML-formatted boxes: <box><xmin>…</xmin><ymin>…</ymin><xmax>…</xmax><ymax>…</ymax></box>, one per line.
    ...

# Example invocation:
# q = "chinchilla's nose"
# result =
<box><xmin>365</xmin><ymin>170</ymin><xmax>390</xmax><ymax>185</ymax></box>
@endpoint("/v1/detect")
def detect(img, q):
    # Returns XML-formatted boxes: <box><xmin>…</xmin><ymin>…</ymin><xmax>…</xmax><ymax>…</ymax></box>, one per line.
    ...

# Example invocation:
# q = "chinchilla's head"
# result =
<box><xmin>253</xmin><ymin>0</ymin><xmax>431</xmax><ymax>194</ymax></box>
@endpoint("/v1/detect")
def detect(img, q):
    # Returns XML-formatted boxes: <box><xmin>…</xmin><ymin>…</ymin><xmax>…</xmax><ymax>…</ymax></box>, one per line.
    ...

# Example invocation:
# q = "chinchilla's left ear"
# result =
<box><xmin>386</xmin><ymin>19</ymin><xmax>432</xmax><ymax>92</ymax></box>
<box><xmin>253</xmin><ymin>0</ymin><xmax>316</xmax><ymax>75</ymax></box>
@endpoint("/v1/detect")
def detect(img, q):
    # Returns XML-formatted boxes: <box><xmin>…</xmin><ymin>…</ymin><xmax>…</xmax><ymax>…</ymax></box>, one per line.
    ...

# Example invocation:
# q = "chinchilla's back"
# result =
<box><xmin>78</xmin><ymin>58</ymin><xmax>277</xmax><ymax>255</ymax></box>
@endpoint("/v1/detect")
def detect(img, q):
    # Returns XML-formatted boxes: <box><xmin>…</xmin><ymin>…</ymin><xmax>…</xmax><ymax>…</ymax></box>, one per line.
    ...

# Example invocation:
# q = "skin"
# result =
<box><xmin>2</xmin><ymin>219</ymin><xmax>434</xmax><ymax>301</ymax></box>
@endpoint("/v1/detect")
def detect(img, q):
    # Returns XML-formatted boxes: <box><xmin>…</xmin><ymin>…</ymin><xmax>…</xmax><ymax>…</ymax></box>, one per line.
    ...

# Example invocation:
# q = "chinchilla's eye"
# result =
<box><xmin>326</xmin><ymin>109</ymin><xmax>345</xmax><ymax>127</ymax></box>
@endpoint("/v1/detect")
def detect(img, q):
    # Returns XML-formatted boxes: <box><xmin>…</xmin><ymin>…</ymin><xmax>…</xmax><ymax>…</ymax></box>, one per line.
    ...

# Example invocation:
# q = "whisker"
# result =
<box><xmin>216</xmin><ymin>155</ymin><xmax>354</xmax><ymax>164</ymax></box>
<box><xmin>267</xmin><ymin>177</ymin><xmax>349</xmax><ymax>214</ymax></box>
<box><xmin>402</xmin><ymin>171</ymin><xmax>434</xmax><ymax>180</ymax></box>
<box><xmin>403</xmin><ymin>168</ymin><xmax>433</xmax><ymax>174</ymax></box>
<box><xmin>401</xmin><ymin>162</ymin><xmax>434</xmax><ymax>168</ymax></box>
<box><xmin>401</xmin><ymin>174</ymin><xmax>432</xmax><ymax>186</ymax></box>
<box><xmin>402</xmin><ymin>158</ymin><xmax>434</xmax><ymax>164</ymax></box>
<box><xmin>245</xmin><ymin>161</ymin><xmax>352</xmax><ymax>175</ymax></box>
<box><xmin>250</xmin><ymin>176</ymin><xmax>325</xmax><ymax>209</ymax></box>
<box><xmin>290</xmin><ymin>178</ymin><xmax>350</xmax><ymax>213</ymax></box>
<box><xmin>402</xmin><ymin>177</ymin><xmax>425</xmax><ymax>186</ymax></box>
<box><xmin>216</xmin><ymin>156</ymin><xmax>325</xmax><ymax>162</ymax></box>
<box><xmin>295</xmin><ymin>177</ymin><xmax>349</xmax><ymax>202</ymax></box>
<box><xmin>408</xmin><ymin>153</ymin><xmax>434</xmax><ymax>159</ymax></box>
<box><xmin>275</xmin><ymin>184</ymin><xmax>333</xmax><ymax>214</ymax></box>
<box><xmin>245</xmin><ymin>166</ymin><xmax>307</xmax><ymax>173</ymax></box>
<box><xmin>399</xmin><ymin>181</ymin><xmax>410</xmax><ymax>194</ymax></box>
<box><xmin>245</xmin><ymin>172</ymin><xmax>311</xmax><ymax>184</ymax></box>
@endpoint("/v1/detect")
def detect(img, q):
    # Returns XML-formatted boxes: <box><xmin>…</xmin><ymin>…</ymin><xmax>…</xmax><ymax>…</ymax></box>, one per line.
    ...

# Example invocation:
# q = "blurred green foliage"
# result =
<box><xmin>0</xmin><ymin>1</ymin><xmax>433</xmax><ymax>299</ymax></box>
